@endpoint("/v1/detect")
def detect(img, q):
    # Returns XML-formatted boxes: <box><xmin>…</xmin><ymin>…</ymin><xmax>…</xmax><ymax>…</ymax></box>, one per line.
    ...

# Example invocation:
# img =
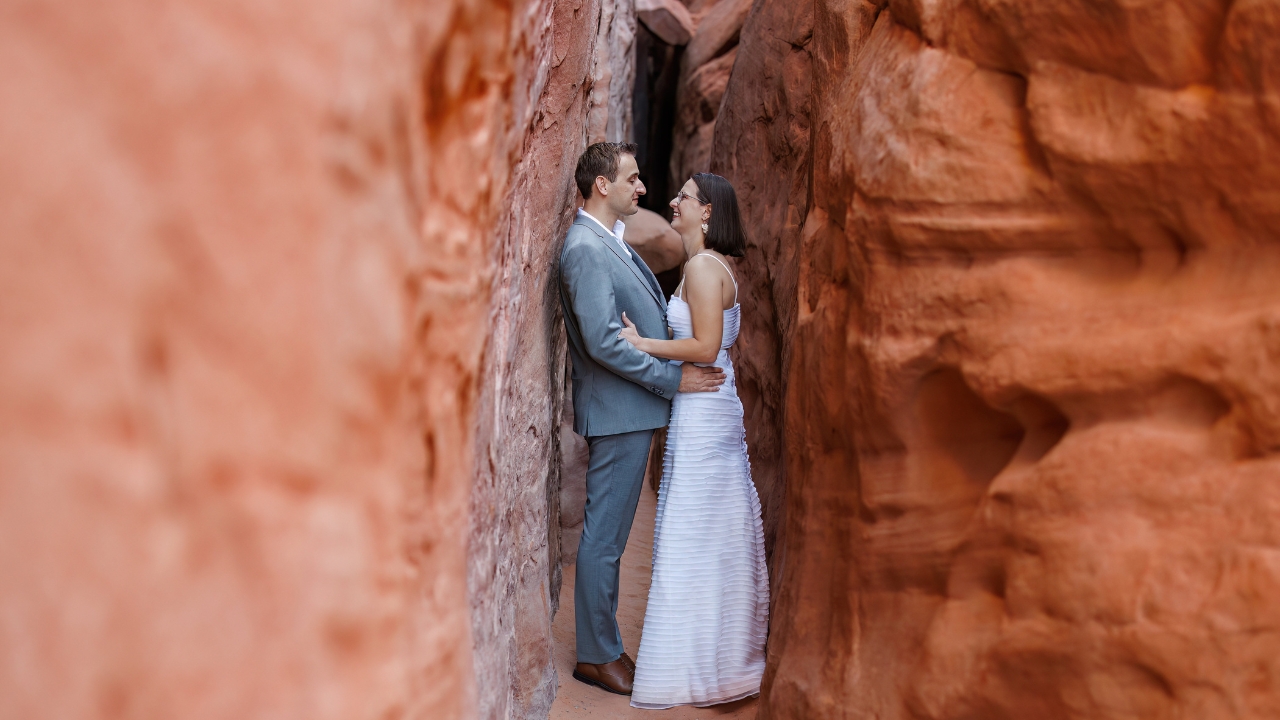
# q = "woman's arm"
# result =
<box><xmin>619</xmin><ymin>256</ymin><xmax>725</xmax><ymax>363</ymax></box>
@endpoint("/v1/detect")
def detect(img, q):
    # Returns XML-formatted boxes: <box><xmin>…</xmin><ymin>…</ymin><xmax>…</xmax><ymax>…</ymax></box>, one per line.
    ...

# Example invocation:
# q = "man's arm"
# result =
<box><xmin>618</xmin><ymin>255</ymin><xmax>726</xmax><ymax>363</ymax></box>
<box><xmin>562</xmin><ymin>242</ymin><xmax>685</xmax><ymax>397</ymax></box>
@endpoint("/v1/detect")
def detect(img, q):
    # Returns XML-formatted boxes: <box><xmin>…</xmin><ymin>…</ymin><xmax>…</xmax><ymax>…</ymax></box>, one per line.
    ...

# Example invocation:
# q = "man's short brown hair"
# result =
<box><xmin>575</xmin><ymin>142</ymin><xmax>639</xmax><ymax>199</ymax></box>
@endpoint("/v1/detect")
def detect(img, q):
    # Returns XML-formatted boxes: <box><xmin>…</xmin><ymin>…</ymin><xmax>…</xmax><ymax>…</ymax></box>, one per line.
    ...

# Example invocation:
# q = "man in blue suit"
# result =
<box><xmin>559</xmin><ymin>142</ymin><xmax>725</xmax><ymax>695</ymax></box>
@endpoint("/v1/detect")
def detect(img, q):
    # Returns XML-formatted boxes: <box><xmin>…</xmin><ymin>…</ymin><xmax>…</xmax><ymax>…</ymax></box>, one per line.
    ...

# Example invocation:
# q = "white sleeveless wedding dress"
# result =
<box><xmin>630</xmin><ymin>255</ymin><xmax>769</xmax><ymax>710</ymax></box>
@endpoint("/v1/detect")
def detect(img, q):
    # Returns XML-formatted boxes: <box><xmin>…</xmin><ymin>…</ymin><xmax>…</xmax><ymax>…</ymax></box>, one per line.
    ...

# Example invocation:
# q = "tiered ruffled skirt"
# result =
<box><xmin>630</xmin><ymin>352</ymin><xmax>769</xmax><ymax>709</ymax></box>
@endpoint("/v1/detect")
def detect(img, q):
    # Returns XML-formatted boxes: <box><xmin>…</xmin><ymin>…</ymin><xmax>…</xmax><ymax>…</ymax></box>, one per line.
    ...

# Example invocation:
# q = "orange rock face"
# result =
<box><xmin>669</xmin><ymin>0</ymin><xmax>754</xmax><ymax>187</ymax></box>
<box><xmin>715</xmin><ymin>1</ymin><xmax>1280</xmax><ymax>718</ymax></box>
<box><xmin>0</xmin><ymin>0</ymin><xmax>619</xmax><ymax>718</ymax></box>
<box><xmin>696</xmin><ymin>0</ymin><xmax>813</xmax><ymax>592</ymax></box>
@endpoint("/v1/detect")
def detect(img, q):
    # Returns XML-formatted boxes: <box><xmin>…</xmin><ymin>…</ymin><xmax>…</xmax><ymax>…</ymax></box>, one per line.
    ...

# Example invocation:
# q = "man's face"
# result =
<box><xmin>603</xmin><ymin>153</ymin><xmax>645</xmax><ymax>216</ymax></box>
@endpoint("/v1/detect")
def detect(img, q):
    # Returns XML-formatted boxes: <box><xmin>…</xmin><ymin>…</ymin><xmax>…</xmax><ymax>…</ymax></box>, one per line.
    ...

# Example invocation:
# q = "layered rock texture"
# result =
<box><xmin>669</xmin><ymin>0</ymin><xmax>755</xmax><ymax>188</ymax></box>
<box><xmin>1</xmin><ymin>1</ymin><xmax>628</xmax><ymax>719</ymax></box>
<box><xmin>466</xmin><ymin>0</ymin><xmax>629</xmax><ymax>715</ymax></box>
<box><xmin>713</xmin><ymin>0</ymin><xmax>1280</xmax><ymax>718</ymax></box>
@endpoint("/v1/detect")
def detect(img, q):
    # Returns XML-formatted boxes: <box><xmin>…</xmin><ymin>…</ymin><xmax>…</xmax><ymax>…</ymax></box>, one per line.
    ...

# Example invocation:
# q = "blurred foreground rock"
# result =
<box><xmin>0</xmin><ymin>0</ymin><xmax>629</xmax><ymax>718</ymax></box>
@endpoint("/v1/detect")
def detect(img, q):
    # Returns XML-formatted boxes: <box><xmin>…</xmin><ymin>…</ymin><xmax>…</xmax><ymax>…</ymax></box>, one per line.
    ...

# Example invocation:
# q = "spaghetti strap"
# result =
<box><xmin>693</xmin><ymin>252</ymin><xmax>738</xmax><ymax>305</ymax></box>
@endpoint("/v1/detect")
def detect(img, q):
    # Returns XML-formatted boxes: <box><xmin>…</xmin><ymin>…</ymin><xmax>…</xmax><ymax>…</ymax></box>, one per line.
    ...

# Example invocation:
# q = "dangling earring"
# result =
<box><xmin>701</xmin><ymin>220</ymin><xmax>709</xmax><ymax>234</ymax></box>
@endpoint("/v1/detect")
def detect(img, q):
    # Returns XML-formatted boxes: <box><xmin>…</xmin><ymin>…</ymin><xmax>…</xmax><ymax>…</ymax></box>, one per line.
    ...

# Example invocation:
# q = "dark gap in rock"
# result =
<box><xmin>633</xmin><ymin>23</ymin><xmax>682</xmax><ymax>223</ymax></box>
<box><xmin>633</xmin><ymin>22</ymin><xmax>685</xmax><ymax>299</ymax></box>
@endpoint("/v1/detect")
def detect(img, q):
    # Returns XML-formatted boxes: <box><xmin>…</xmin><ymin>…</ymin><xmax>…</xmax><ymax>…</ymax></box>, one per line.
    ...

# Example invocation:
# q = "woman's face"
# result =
<box><xmin>669</xmin><ymin>179</ymin><xmax>708</xmax><ymax>237</ymax></box>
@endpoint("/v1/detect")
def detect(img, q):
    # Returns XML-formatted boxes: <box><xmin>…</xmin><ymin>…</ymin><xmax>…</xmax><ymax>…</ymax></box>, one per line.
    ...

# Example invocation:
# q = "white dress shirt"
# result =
<box><xmin>577</xmin><ymin>208</ymin><xmax>630</xmax><ymax>258</ymax></box>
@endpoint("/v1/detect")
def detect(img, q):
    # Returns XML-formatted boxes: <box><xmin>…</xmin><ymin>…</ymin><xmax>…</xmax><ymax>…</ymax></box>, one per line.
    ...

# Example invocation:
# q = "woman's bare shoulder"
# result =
<box><xmin>684</xmin><ymin>252</ymin><xmax>730</xmax><ymax>279</ymax></box>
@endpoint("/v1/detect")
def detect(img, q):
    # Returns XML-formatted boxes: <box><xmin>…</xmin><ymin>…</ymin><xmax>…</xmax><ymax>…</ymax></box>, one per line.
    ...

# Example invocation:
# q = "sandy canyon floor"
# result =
<box><xmin>548</xmin><ymin>481</ymin><xmax>759</xmax><ymax>720</ymax></box>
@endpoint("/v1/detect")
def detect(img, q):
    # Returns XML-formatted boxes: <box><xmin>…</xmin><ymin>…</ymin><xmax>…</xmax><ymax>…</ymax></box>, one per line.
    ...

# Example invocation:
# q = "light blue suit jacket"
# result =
<box><xmin>559</xmin><ymin>216</ymin><xmax>682</xmax><ymax>437</ymax></box>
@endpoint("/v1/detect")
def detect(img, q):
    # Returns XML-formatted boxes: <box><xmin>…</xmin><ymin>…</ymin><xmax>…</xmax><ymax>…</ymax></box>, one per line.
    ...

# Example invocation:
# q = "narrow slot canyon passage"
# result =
<box><xmin>6</xmin><ymin>0</ymin><xmax>1280</xmax><ymax>719</ymax></box>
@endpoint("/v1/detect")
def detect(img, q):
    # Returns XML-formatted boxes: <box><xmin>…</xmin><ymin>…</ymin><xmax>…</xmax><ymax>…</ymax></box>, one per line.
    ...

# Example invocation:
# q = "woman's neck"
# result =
<box><xmin>681</xmin><ymin>235</ymin><xmax>705</xmax><ymax>260</ymax></box>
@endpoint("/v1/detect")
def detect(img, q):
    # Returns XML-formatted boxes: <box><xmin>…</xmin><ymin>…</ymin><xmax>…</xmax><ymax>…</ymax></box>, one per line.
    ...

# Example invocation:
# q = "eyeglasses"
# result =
<box><xmin>674</xmin><ymin>190</ymin><xmax>708</xmax><ymax>205</ymax></box>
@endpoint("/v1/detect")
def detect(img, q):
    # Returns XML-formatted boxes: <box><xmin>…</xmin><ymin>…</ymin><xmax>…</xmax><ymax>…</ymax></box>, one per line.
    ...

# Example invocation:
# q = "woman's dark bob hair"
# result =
<box><xmin>691</xmin><ymin>172</ymin><xmax>747</xmax><ymax>258</ymax></box>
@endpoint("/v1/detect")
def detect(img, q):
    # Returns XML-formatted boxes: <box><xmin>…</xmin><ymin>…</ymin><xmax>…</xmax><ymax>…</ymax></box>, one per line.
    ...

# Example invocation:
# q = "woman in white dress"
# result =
<box><xmin>617</xmin><ymin>172</ymin><xmax>769</xmax><ymax>709</ymax></box>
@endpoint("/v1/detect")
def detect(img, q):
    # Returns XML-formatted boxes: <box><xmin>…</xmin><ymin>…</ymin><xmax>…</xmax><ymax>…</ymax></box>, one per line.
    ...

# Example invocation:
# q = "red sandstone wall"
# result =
<box><xmin>465</xmin><ymin>0</ymin><xmax>636</xmax><ymax>716</ymax></box>
<box><xmin>715</xmin><ymin>0</ymin><xmax>1280</xmax><ymax>718</ymax></box>
<box><xmin>710</xmin><ymin>0</ymin><xmax>814</xmax><ymax>577</ymax></box>
<box><xmin>0</xmin><ymin>0</ymin><xmax>605</xmax><ymax>718</ymax></box>
<box><xmin>669</xmin><ymin>0</ymin><xmax>754</xmax><ymax>188</ymax></box>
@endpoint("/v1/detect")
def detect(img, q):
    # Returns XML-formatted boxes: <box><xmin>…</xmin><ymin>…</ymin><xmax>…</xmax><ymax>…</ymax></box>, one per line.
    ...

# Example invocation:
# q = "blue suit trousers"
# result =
<box><xmin>574</xmin><ymin>428</ymin><xmax>655</xmax><ymax>664</ymax></box>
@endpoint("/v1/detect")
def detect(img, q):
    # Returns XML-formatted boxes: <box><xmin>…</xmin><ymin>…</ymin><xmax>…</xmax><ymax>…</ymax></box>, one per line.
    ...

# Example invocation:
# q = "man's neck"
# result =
<box><xmin>581</xmin><ymin>200</ymin><xmax>620</xmax><ymax>231</ymax></box>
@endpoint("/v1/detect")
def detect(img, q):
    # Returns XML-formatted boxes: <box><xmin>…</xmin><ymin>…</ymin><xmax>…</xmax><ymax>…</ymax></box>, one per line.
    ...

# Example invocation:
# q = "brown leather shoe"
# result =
<box><xmin>573</xmin><ymin>657</ymin><xmax>633</xmax><ymax>695</ymax></box>
<box><xmin>619</xmin><ymin>652</ymin><xmax>635</xmax><ymax>674</ymax></box>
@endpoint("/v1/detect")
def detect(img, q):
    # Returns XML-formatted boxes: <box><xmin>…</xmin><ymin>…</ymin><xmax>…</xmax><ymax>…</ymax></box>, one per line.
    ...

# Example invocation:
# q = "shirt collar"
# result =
<box><xmin>577</xmin><ymin>208</ymin><xmax>627</xmax><ymax>245</ymax></box>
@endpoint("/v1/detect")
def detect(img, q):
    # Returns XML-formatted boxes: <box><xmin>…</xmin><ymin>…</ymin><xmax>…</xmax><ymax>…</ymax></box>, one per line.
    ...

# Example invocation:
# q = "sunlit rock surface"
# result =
<box><xmin>715</xmin><ymin>1</ymin><xmax>1280</xmax><ymax>718</ymax></box>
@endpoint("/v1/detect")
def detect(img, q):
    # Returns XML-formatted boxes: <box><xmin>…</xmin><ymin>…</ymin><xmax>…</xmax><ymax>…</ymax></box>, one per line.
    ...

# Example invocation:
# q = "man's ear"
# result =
<box><xmin>595</xmin><ymin>176</ymin><xmax>609</xmax><ymax>197</ymax></box>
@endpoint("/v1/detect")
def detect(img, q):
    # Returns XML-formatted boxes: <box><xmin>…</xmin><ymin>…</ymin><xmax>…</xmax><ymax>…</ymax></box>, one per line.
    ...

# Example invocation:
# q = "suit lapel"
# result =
<box><xmin>574</xmin><ymin>218</ymin><xmax>664</xmax><ymax>308</ymax></box>
<box><xmin>627</xmin><ymin>247</ymin><xmax>667</xmax><ymax>312</ymax></box>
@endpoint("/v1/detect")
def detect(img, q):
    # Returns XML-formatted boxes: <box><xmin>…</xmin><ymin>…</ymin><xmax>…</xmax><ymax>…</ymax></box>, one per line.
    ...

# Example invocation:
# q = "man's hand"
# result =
<box><xmin>678</xmin><ymin>363</ymin><xmax>726</xmax><ymax>393</ymax></box>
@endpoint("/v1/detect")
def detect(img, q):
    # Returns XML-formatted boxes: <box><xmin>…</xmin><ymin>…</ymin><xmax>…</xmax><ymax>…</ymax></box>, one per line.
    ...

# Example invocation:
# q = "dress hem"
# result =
<box><xmin>629</xmin><ymin>687</ymin><xmax>760</xmax><ymax>710</ymax></box>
